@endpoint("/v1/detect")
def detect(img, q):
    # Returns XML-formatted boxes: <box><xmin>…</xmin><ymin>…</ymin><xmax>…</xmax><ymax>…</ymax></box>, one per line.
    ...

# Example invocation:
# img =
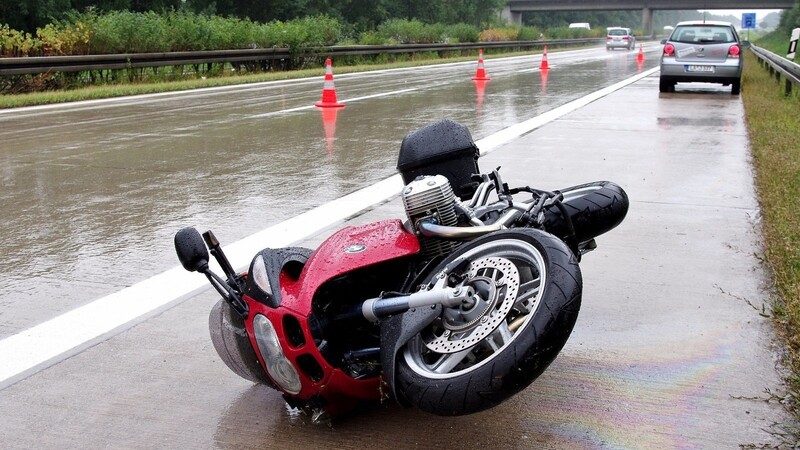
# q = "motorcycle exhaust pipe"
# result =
<box><xmin>416</xmin><ymin>202</ymin><xmax>531</xmax><ymax>240</ymax></box>
<box><xmin>361</xmin><ymin>286</ymin><xmax>475</xmax><ymax>323</ymax></box>
<box><xmin>417</xmin><ymin>221</ymin><xmax>504</xmax><ymax>240</ymax></box>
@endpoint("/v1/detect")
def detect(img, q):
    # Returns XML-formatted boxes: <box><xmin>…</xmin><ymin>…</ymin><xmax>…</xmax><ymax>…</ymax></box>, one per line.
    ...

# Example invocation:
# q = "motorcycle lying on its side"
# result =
<box><xmin>175</xmin><ymin>119</ymin><xmax>628</xmax><ymax>422</ymax></box>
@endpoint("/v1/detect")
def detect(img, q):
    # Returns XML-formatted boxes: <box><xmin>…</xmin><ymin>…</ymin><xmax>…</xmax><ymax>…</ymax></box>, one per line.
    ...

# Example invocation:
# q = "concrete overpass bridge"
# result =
<box><xmin>502</xmin><ymin>0</ymin><xmax>795</xmax><ymax>34</ymax></box>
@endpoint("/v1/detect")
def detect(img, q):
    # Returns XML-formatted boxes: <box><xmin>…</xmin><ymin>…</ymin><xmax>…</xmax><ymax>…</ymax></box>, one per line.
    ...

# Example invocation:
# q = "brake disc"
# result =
<box><xmin>423</xmin><ymin>257</ymin><xmax>520</xmax><ymax>354</ymax></box>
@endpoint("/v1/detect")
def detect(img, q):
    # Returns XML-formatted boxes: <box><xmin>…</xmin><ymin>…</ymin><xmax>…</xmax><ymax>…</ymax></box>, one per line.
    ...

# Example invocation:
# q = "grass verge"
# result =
<box><xmin>742</xmin><ymin>49</ymin><xmax>800</xmax><ymax>442</ymax></box>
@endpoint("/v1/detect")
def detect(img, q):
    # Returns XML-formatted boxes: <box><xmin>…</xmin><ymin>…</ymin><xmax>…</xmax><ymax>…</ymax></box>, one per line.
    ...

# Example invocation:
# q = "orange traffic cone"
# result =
<box><xmin>471</xmin><ymin>49</ymin><xmax>491</xmax><ymax>81</ymax></box>
<box><xmin>637</xmin><ymin>44</ymin><xmax>644</xmax><ymax>63</ymax></box>
<box><xmin>315</xmin><ymin>58</ymin><xmax>345</xmax><ymax>108</ymax></box>
<box><xmin>540</xmin><ymin>45</ymin><xmax>550</xmax><ymax>70</ymax></box>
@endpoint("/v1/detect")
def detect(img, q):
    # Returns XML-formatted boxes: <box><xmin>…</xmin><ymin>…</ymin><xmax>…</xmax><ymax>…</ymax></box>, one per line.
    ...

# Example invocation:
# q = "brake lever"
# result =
<box><xmin>491</xmin><ymin>167</ymin><xmax>512</xmax><ymax>201</ymax></box>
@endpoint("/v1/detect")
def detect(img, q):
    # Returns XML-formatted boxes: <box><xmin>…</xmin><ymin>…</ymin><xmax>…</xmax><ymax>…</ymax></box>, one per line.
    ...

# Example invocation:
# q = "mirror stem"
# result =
<box><xmin>201</xmin><ymin>266</ymin><xmax>248</xmax><ymax>317</ymax></box>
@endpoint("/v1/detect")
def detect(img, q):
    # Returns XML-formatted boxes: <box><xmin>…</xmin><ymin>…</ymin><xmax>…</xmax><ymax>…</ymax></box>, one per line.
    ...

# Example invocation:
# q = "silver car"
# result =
<box><xmin>606</xmin><ymin>27</ymin><xmax>636</xmax><ymax>50</ymax></box>
<box><xmin>659</xmin><ymin>21</ymin><xmax>743</xmax><ymax>95</ymax></box>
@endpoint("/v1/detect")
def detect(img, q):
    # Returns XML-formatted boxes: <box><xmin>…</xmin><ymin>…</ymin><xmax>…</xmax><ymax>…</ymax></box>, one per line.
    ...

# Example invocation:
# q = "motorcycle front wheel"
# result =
<box><xmin>394</xmin><ymin>228</ymin><xmax>582</xmax><ymax>416</ymax></box>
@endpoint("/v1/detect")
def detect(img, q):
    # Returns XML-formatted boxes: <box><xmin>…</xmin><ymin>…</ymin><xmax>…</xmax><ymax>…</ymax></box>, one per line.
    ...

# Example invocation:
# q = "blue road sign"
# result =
<box><xmin>742</xmin><ymin>13</ymin><xmax>757</xmax><ymax>30</ymax></box>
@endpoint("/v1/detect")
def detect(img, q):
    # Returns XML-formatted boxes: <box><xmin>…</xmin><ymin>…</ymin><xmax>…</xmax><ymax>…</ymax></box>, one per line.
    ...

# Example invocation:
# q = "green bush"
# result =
<box><xmin>357</xmin><ymin>30</ymin><xmax>388</xmax><ymax>45</ymax></box>
<box><xmin>376</xmin><ymin>19</ymin><xmax>441</xmax><ymax>44</ymax></box>
<box><xmin>778</xmin><ymin>1</ymin><xmax>800</xmax><ymax>31</ymax></box>
<box><xmin>251</xmin><ymin>16</ymin><xmax>342</xmax><ymax>50</ymax></box>
<box><xmin>164</xmin><ymin>10</ymin><xmax>213</xmax><ymax>51</ymax></box>
<box><xmin>88</xmin><ymin>10</ymin><xmax>169</xmax><ymax>53</ymax></box>
<box><xmin>479</xmin><ymin>27</ymin><xmax>520</xmax><ymax>42</ymax></box>
<box><xmin>300</xmin><ymin>15</ymin><xmax>342</xmax><ymax>47</ymax></box>
<box><xmin>1</xmin><ymin>23</ymin><xmax>41</xmax><ymax>56</ymax></box>
<box><xmin>444</xmin><ymin>23</ymin><xmax>480</xmax><ymax>43</ymax></box>
<box><xmin>517</xmin><ymin>26</ymin><xmax>543</xmax><ymax>41</ymax></box>
<box><xmin>205</xmin><ymin>15</ymin><xmax>258</xmax><ymax>49</ymax></box>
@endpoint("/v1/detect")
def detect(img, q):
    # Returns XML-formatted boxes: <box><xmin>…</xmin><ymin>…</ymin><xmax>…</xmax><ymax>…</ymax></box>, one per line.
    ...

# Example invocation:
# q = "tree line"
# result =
<box><xmin>1</xmin><ymin>0</ymin><xmax>507</xmax><ymax>34</ymax></box>
<box><xmin>2</xmin><ymin>0</ymin><xmax>795</xmax><ymax>40</ymax></box>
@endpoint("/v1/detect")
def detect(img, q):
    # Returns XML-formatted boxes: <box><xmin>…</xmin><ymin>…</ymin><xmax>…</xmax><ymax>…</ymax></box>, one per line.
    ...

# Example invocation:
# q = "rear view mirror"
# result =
<box><xmin>175</xmin><ymin>227</ymin><xmax>210</xmax><ymax>272</ymax></box>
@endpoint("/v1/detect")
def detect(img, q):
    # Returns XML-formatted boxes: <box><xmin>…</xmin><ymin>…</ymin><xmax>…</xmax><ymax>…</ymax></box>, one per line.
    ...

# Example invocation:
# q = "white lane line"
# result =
<box><xmin>0</xmin><ymin>67</ymin><xmax>658</xmax><ymax>388</ymax></box>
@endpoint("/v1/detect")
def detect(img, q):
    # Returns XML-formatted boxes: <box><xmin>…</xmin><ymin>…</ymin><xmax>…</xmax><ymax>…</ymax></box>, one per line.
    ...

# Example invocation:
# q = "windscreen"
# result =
<box><xmin>671</xmin><ymin>25</ymin><xmax>734</xmax><ymax>44</ymax></box>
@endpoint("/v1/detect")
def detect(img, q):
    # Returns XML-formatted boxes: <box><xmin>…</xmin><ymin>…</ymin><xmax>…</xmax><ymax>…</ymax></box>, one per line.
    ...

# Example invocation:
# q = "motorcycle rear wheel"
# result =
<box><xmin>541</xmin><ymin>181</ymin><xmax>628</xmax><ymax>245</ymax></box>
<box><xmin>394</xmin><ymin>228</ymin><xmax>582</xmax><ymax>416</ymax></box>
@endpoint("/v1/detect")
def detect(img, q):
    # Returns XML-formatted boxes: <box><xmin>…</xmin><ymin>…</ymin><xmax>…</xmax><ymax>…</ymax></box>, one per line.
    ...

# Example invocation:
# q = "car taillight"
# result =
<box><xmin>664</xmin><ymin>44</ymin><xmax>675</xmax><ymax>56</ymax></box>
<box><xmin>728</xmin><ymin>45</ymin><xmax>740</xmax><ymax>58</ymax></box>
<box><xmin>606</xmin><ymin>35</ymin><xmax>612</xmax><ymax>40</ymax></box>
<box><xmin>623</xmin><ymin>36</ymin><xmax>629</xmax><ymax>40</ymax></box>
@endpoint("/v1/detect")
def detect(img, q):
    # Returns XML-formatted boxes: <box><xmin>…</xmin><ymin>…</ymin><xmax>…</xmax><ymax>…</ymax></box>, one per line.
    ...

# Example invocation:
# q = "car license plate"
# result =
<box><xmin>686</xmin><ymin>65</ymin><xmax>715</xmax><ymax>73</ymax></box>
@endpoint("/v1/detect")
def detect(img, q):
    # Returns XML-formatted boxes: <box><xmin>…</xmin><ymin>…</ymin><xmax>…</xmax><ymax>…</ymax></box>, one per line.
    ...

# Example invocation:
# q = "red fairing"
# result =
<box><xmin>289</xmin><ymin>218</ymin><xmax>420</xmax><ymax>315</ymax></box>
<box><xmin>244</xmin><ymin>219</ymin><xmax>420</xmax><ymax>409</ymax></box>
<box><xmin>245</xmin><ymin>303</ymin><xmax>384</xmax><ymax>405</ymax></box>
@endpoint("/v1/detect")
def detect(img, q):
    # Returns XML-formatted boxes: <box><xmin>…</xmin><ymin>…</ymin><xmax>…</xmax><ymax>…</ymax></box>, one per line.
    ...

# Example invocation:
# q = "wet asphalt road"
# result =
<box><xmin>0</xmin><ymin>44</ymin><xmax>795</xmax><ymax>448</ymax></box>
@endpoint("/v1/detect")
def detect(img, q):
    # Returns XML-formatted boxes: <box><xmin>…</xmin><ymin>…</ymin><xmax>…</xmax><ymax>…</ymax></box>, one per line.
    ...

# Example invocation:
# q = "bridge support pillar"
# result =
<box><xmin>500</xmin><ymin>6</ymin><xmax>522</xmax><ymax>26</ymax></box>
<box><xmin>642</xmin><ymin>7</ymin><xmax>653</xmax><ymax>37</ymax></box>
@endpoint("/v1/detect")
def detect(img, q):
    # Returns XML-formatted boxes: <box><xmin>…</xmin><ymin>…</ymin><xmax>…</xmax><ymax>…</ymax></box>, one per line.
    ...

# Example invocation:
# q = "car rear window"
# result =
<box><xmin>608</xmin><ymin>29</ymin><xmax>628</xmax><ymax>36</ymax></box>
<box><xmin>671</xmin><ymin>25</ymin><xmax>734</xmax><ymax>43</ymax></box>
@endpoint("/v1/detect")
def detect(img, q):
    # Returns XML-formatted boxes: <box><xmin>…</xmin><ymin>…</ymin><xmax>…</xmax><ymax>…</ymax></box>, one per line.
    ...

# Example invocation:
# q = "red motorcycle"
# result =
<box><xmin>175</xmin><ymin>119</ymin><xmax>628</xmax><ymax>422</ymax></box>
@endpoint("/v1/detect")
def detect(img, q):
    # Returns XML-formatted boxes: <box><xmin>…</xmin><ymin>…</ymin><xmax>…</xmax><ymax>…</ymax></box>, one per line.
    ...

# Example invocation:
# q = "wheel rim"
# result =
<box><xmin>402</xmin><ymin>238</ymin><xmax>547</xmax><ymax>379</ymax></box>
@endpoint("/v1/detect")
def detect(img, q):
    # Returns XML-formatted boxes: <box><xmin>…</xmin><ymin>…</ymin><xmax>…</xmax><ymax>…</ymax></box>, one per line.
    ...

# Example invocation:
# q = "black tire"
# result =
<box><xmin>731</xmin><ymin>79</ymin><xmax>741</xmax><ymax>95</ymax></box>
<box><xmin>659</xmin><ymin>77</ymin><xmax>674</xmax><ymax>93</ymax></box>
<box><xmin>394</xmin><ymin>228</ymin><xmax>582</xmax><ymax>416</ymax></box>
<box><xmin>540</xmin><ymin>181</ymin><xmax>629</xmax><ymax>246</ymax></box>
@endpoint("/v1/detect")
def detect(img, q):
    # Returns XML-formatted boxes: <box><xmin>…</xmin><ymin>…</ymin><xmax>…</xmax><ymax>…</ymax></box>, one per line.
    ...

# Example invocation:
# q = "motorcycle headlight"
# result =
<box><xmin>251</xmin><ymin>254</ymin><xmax>273</xmax><ymax>297</ymax></box>
<box><xmin>253</xmin><ymin>314</ymin><xmax>302</xmax><ymax>395</ymax></box>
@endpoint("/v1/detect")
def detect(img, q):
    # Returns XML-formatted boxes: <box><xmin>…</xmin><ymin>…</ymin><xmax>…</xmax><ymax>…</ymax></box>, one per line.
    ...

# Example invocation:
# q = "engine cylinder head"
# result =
<box><xmin>402</xmin><ymin>175</ymin><xmax>459</xmax><ymax>259</ymax></box>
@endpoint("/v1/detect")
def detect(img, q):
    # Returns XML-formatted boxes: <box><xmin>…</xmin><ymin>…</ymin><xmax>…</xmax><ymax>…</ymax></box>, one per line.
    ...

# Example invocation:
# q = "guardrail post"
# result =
<box><xmin>748</xmin><ymin>45</ymin><xmax>800</xmax><ymax>99</ymax></box>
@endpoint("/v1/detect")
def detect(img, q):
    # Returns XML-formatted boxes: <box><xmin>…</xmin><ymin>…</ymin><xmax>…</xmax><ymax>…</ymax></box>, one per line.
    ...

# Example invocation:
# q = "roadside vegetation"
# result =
<box><xmin>744</xmin><ymin>3</ymin><xmax>800</xmax><ymax>441</ymax></box>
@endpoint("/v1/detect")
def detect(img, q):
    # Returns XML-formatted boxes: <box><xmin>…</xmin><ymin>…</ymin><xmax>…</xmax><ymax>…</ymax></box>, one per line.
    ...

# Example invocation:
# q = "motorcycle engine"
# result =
<box><xmin>402</xmin><ymin>175</ymin><xmax>459</xmax><ymax>260</ymax></box>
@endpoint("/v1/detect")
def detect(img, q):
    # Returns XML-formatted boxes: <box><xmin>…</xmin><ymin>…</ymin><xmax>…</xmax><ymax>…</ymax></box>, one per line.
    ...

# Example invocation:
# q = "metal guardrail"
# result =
<box><xmin>749</xmin><ymin>44</ymin><xmax>800</xmax><ymax>96</ymax></box>
<box><xmin>0</xmin><ymin>48</ymin><xmax>292</xmax><ymax>75</ymax></box>
<box><xmin>0</xmin><ymin>39</ymin><xmax>601</xmax><ymax>76</ymax></box>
